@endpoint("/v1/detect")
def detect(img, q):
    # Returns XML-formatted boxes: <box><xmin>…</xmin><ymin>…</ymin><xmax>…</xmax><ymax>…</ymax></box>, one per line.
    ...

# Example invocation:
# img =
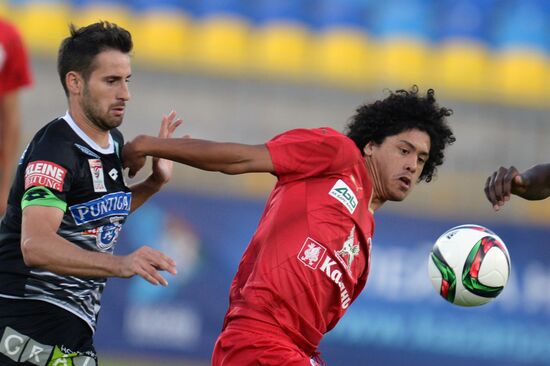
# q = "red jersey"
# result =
<box><xmin>223</xmin><ymin>127</ymin><xmax>375</xmax><ymax>355</ymax></box>
<box><xmin>0</xmin><ymin>18</ymin><xmax>32</xmax><ymax>96</ymax></box>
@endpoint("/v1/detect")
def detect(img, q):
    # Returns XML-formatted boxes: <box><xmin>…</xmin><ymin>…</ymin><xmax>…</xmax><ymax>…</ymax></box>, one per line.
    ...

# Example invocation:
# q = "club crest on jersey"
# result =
<box><xmin>69</xmin><ymin>191</ymin><xmax>131</xmax><ymax>225</ymax></box>
<box><xmin>298</xmin><ymin>237</ymin><xmax>327</xmax><ymax>269</ymax></box>
<box><xmin>24</xmin><ymin>160</ymin><xmax>67</xmax><ymax>192</ymax></box>
<box><xmin>88</xmin><ymin>159</ymin><xmax>107</xmax><ymax>192</ymax></box>
<box><xmin>329</xmin><ymin>179</ymin><xmax>357</xmax><ymax>214</ymax></box>
<box><xmin>335</xmin><ymin>226</ymin><xmax>360</xmax><ymax>274</ymax></box>
<box><xmin>82</xmin><ymin>217</ymin><xmax>124</xmax><ymax>251</ymax></box>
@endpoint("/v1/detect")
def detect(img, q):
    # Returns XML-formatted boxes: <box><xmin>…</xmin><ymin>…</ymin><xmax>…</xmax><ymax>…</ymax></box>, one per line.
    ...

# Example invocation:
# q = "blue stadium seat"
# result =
<box><xmin>491</xmin><ymin>0</ymin><xmax>548</xmax><ymax>52</ymax></box>
<box><xmin>248</xmin><ymin>0</ymin><xmax>310</xmax><ymax>26</ymax></box>
<box><xmin>193</xmin><ymin>0</ymin><xmax>245</xmax><ymax>19</ymax></box>
<box><xmin>435</xmin><ymin>0</ymin><xmax>493</xmax><ymax>43</ymax></box>
<box><xmin>369</xmin><ymin>0</ymin><xmax>433</xmax><ymax>40</ymax></box>
<box><xmin>313</xmin><ymin>0</ymin><xmax>366</xmax><ymax>30</ymax></box>
<box><xmin>130</xmin><ymin>0</ymin><xmax>189</xmax><ymax>14</ymax></box>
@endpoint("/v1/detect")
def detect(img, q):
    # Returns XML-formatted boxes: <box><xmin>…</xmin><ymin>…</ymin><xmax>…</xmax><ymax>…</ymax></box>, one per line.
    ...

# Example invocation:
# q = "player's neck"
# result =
<box><xmin>364</xmin><ymin>158</ymin><xmax>385</xmax><ymax>211</ymax></box>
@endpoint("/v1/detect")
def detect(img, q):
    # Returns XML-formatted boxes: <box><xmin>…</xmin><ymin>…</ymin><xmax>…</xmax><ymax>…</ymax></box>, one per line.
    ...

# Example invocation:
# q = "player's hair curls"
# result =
<box><xmin>57</xmin><ymin>21</ymin><xmax>133</xmax><ymax>96</ymax></box>
<box><xmin>345</xmin><ymin>86</ymin><xmax>455</xmax><ymax>183</ymax></box>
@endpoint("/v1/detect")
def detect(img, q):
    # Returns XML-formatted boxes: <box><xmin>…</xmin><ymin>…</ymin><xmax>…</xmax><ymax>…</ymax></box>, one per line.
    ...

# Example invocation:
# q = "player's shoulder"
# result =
<box><xmin>316</xmin><ymin>127</ymin><xmax>358</xmax><ymax>151</ymax></box>
<box><xmin>272</xmin><ymin>127</ymin><xmax>346</xmax><ymax>142</ymax></box>
<box><xmin>27</xmin><ymin>118</ymin><xmax>80</xmax><ymax>161</ymax></box>
<box><xmin>35</xmin><ymin>117</ymin><xmax>74</xmax><ymax>143</ymax></box>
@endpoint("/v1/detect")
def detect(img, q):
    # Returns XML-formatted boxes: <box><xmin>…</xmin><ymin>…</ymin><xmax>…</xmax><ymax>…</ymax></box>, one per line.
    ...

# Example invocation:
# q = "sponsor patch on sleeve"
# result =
<box><xmin>24</xmin><ymin>160</ymin><xmax>67</xmax><ymax>192</ymax></box>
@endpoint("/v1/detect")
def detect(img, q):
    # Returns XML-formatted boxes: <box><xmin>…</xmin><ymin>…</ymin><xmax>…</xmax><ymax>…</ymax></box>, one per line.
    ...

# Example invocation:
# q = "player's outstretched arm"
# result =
<box><xmin>485</xmin><ymin>164</ymin><xmax>550</xmax><ymax>211</ymax></box>
<box><xmin>123</xmin><ymin>134</ymin><xmax>274</xmax><ymax>178</ymax></box>
<box><xmin>21</xmin><ymin>205</ymin><xmax>177</xmax><ymax>285</ymax></box>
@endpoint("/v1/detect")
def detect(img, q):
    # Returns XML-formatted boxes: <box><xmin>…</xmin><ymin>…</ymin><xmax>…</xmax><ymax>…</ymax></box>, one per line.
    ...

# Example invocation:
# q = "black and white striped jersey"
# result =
<box><xmin>0</xmin><ymin>112</ymin><xmax>132</xmax><ymax>332</ymax></box>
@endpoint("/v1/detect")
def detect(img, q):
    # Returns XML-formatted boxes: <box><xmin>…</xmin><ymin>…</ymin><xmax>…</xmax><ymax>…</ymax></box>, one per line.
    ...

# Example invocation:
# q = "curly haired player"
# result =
<box><xmin>123</xmin><ymin>86</ymin><xmax>455</xmax><ymax>365</ymax></box>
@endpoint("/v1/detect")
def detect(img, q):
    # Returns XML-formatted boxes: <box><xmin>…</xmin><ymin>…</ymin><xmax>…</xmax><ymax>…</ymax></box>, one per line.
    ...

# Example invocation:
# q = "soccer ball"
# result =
<box><xmin>428</xmin><ymin>224</ymin><xmax>511</xmax><ymax>306</ymax></box>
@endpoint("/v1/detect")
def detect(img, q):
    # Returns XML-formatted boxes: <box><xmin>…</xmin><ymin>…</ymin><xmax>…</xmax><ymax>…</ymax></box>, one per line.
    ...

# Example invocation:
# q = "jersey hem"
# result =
<box><xmin>0</xmin><ymin>294</ymin><xmax>96</xmax><ymax>333</ymax></box>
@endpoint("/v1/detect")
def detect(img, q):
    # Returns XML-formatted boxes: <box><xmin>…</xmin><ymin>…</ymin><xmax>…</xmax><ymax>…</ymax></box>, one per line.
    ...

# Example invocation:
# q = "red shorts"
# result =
<box><xmin>212</xmin><ymin>323</ymin><xmax>322</xmax><ymax>366</ymax></box>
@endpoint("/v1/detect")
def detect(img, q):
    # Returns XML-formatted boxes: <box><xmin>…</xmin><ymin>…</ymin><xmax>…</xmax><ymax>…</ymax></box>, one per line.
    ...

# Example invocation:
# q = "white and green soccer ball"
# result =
<box><xmin>428</xmin><ymin>224</ymin><xmax>511</xmax><ymax>306</ymax></box>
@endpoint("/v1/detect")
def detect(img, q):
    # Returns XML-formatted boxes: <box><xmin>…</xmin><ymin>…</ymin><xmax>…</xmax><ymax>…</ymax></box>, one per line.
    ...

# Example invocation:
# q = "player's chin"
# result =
<box><xmin>389</xmin><ymin>189</ymin><xmax>410</xmax><ymax>202</ymax></box>
<box><xmin>108</xmin><ymin>117</ymin><xmax>124</xmax><ymax>129</ymax></box>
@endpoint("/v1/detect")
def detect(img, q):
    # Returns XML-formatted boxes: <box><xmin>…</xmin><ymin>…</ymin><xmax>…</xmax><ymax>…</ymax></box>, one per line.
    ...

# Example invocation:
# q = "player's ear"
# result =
<box><xmin>363</xmin><ymin>141</ymin><xmax>376</xmax><ymax>156</ymax></box>
<box><xmin>66</xmin><ymin>71</ymin><xmax>83</xmax><ymax>95</ymax></box>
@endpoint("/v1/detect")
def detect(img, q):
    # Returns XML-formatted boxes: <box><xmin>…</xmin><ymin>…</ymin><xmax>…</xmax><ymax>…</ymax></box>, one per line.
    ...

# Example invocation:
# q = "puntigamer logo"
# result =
<box><xmin>69</xmin><ymin>192</ymin><xmax>131</xmax><ymax>225</ymax></box>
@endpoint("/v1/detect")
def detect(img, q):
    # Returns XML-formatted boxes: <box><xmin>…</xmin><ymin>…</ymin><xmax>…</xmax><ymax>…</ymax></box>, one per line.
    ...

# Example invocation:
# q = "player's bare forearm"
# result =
<box><xmin>516</xmin><ymin>164</ymin><xmax>550</xmax><ymax>200</ymax></box>
<box><xmin>21</xmin><ymin>205</ymin><xmax>124</xmax><ymax>278</ymax></box>
<box><xmin>21</xmin><ymin>221</ymin><xmax>122</xmax><ymax>278</ymax></box>
<box><xmin>126</xmin><ymin>135</ymin><xmax>274</xmax><ymax>175</ymax></box>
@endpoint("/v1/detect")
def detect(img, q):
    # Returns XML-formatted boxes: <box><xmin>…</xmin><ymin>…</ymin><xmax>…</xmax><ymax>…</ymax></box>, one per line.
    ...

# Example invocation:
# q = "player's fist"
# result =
<box><xmin>484</xmin><ymin>166</ymin><xmax>521</xmax><ymax>211</ymax></box>
<box><xmin>122</xmin><ymin>136</ymin><xmax>147</xmax><ymax>178</ymax></box>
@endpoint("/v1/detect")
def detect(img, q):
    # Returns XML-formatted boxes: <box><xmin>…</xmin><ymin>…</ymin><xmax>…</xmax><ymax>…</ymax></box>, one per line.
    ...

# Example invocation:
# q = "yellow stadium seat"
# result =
<box><xmin>436</xmin><ymin>40</ymin><xmax>490</xmax><ymax>101</ymax></box>
<box><xmin>10</xmin><ymin>1</ymin><xmax>71</xmax><ymax>56</ymax></box>
<box><xmin>249</xmin><ymin>22</ymin><xmax>312</xmax><ymax>79</ymax></box>
<box><xmin>312</xmin><ymin>28</ymin><xmax>374</xmax><ymax>88</ymax></box>
<box><xmin>491</xmin><ymin>49</ymin><xmax>548</xmax><ymax>107</ymax></box>
<box><xmin>132</xmin><ymin>11</ymin><xmax>193</xmax><ymax>69</ymax></box>
<box><xmin>191</xmin><ymin>15</ymin><xmax>250</xmax><ymax>74</ymax></box>
<box><xmin>70</xmin><ymin>4</ymin><xmax>132</xmax><ymax>32</ymax></box>
<box><xmin>374</xmin><ymin>37</ymin><xmax>431</xmax><ymax>87</ymax></box>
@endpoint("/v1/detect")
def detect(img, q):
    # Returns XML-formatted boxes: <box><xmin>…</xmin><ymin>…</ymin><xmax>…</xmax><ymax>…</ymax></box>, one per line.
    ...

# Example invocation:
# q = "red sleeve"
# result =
<box><xmin>266</xmin><ymin>127</ymin><xmax>356</xmax><ymax>183</ymax></box>
<box><xmin>0</xmin><ymin>20</ymin><xmax>33</xmax><ymax>96</ymax></box>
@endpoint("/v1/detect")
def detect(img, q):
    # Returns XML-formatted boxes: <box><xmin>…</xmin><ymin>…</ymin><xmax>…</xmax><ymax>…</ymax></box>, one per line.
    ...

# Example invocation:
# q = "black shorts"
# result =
<box><xmin>0</xmin><ymin>297</ymin><xmax>97</xmax><ymax>365</ymax></box>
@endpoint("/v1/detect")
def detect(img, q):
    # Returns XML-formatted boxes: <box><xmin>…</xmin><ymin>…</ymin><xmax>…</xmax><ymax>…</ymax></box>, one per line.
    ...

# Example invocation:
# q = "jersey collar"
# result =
<box><xmin>62</xmin><ymin>111</ymin><xmax>115</xmax><ymax>155</ymax></box>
